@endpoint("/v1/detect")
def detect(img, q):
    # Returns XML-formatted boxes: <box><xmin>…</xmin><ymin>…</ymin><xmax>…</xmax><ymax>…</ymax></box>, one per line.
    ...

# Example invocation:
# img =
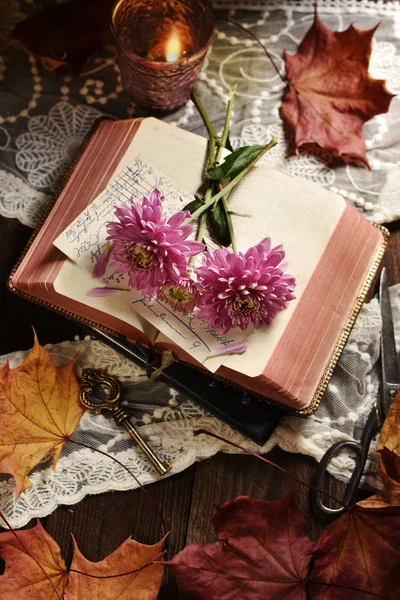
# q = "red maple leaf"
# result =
<box><xmin>166</xmin><ymin>494</ymin><xmax>315</xmax><ymax>599</ymax></box>
<box><xmin>280</xmin><ymin>12</ymin><xmax>394</xmax><ymax>167</ymax></box>
<box><xmin>166</xmin><ymin>493</ymin><xmax>400</xmax><ymax>599</ymax></box>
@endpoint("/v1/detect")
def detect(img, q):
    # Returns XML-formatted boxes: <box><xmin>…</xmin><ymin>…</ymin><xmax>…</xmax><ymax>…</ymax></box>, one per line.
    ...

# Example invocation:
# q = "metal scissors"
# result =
<box><xmin>311</xmin><ymin>267</ymin><xmax>400</xmax><ymax>519</ymax></box>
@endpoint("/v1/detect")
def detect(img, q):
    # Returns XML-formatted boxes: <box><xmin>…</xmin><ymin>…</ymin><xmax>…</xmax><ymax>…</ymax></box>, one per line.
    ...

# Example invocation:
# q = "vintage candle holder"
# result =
<box><xmin>111</xmin><ymin>0</ymin><xmax>214</xmax><ymax>112</ymax></box>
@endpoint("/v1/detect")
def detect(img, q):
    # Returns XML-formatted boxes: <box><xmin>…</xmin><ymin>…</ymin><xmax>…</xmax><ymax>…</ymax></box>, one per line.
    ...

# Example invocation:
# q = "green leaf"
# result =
<box><xmin>183</xmin><ymin>198</ymin><xmax>204</xmax><ymax>214</ymax></box>
<box><xmin>208</xmin><ymin>201</ymin><xmax>231</xmax><ymax>247</ymax></box>
<box><xmin>207</xmin><ymin>145</ymin><xmax>265</xmax><ymax>181</ymax></box>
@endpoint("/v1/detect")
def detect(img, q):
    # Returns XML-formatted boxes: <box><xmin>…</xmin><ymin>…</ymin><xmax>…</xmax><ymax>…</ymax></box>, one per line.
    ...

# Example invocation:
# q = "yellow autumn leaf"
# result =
<box><xmin>0</xmin><ymin>334</ymin><xmax>84</xmax><ymax>499</ymax></box>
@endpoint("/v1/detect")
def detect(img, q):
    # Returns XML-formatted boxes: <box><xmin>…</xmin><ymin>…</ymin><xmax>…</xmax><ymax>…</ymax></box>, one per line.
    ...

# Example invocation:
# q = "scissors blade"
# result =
<box><xmin>379</xmin><ymin>267</ymin><xmax>400</xmax><ymax>417</ymax></box>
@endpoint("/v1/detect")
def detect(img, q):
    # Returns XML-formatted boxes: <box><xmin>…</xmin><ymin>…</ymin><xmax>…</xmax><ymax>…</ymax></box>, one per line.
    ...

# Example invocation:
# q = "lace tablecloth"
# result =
<box><xmin>1</xmin><ymin>286</ymin><xmax>399</xmax><ymax>528</ymax></box>
<box><xmin>1</xmin><ymin>0</ymin><xmax>400</xmax><ymax>526</ymax></box>
<box><xmin>0</xmin><ymin>0</ymin><xmax>400</xmax><ymax>226</ymax></box>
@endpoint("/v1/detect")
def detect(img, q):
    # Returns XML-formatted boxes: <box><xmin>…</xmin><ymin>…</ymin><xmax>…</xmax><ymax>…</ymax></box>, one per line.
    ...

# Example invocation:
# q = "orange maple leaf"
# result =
<box><xmin>0</xmin><ymin>520</ymin><xmax>164</xmax><ymax>599</ymax></box>
<box><xmin>359</xmin><ymin>391</ymin><xmax>400</xmax><ymax>510</ymax></box>
<box><xmin>0</xmin><ymin>334</ymin><xmax>84</xmax><ymax>499</ymax></box>
<box><xmin>280</xmin><ymin>11</ymin><xmax>394</xmax><ymax>167</ymax></box>
<box><xmin>65</xmin><ymin>535</ymin><xmax>165</xmax><ymax>599</ymax></box>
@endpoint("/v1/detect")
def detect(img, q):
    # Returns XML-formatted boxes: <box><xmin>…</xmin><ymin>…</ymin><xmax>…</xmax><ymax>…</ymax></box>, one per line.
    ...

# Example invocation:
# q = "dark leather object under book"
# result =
<box><xmin>83</xmin><ymin>325</ymin><xmax>283</xmax><ymax>446</ymax></box>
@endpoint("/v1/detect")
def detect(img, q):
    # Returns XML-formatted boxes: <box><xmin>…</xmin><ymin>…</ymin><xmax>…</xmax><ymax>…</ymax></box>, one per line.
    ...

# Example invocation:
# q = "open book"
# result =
<box><xmin>9</xmin><ymin>117</ymin><xmax>388</xmax><ymax>413</ymax></box>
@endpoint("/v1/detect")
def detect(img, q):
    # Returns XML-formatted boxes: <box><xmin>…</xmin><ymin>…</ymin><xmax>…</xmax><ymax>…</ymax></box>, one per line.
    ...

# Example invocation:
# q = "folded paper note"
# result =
<box><xmin>9</xmin><ymin>117</ymin><xmax>388</xmax><ymax>413</ymax></box>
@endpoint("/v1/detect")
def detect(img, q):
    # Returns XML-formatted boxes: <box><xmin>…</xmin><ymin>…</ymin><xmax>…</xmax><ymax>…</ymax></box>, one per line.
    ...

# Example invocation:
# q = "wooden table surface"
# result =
<box><xmin>0</xmin><ymin>214</ymin><xmax>399</xmax><ymax>598</ymax></box>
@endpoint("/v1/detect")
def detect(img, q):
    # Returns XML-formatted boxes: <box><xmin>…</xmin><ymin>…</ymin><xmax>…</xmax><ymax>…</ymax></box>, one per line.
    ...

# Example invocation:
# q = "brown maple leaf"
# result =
<box><xmin>11</xmin><ymin>0</ymin><xmax>113</xmax><ymax>76</ymax></box>
<box><xmin>280</xmin><ymin>11</ymin><xmax>394</xmax><ymax>167</ymax></box>
<box><xmin>359</xmin><ymin>392</ymin><xmax>400</xmax><ymax>510</ymax></box>
<box><xmin>0</xmin><ymin>520</ymin><xmax>164</xmax><ymax>599</ymax></box>
<box><xmin>309</xmin><ymin>505</ymin><xmax>400</xmax><ymax>599</ymax></box>
<box><xmin>165</xmin><ymin>494</ymin><xmax>315</xmax><ymax>599</ymax></box>
<box><xmin>0</xmin><ymin>334</ymin><xmax>84</xmax><ymax>499</ymax></box>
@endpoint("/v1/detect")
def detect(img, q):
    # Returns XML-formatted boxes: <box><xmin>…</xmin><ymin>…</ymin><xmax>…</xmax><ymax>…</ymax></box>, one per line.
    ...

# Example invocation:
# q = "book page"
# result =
<box><xmin>53</xmin><ymin>259</ymin><xmax>158</xmax><ymax>342</ymax></box>
<box><xmin>221</xmin><ymin>166</ymin><xmax>346</xmax><ymax>377</ymax></box>
<box><xmin>112</xmin><ymin>117</ymin><xmax>208</xmax><ymax>193</ymax></box>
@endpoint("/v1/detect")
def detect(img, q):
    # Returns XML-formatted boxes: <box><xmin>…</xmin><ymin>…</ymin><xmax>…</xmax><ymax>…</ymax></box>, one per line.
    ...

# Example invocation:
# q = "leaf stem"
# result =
<box><xmin>189</xmin><ymin>199</ymin><xmax>208</xmax><ymax>267</ymax></box>
<box><xmin>226</xmin><ymin>19</ymin><xmax>288</xmax><ymax>85</ymax></box>
<box><xmin>185</xmin><ymin>138</ymin><xmax>278</xmax><ymax>224</ymax></box>
<box><xmin>306</xmin><ymin>580</ymin><xmax>388</xmax><ymax>599</ymax></box>
<box><xmin>69</xmin><ymin>438</ymin><xmax>167</xmax><ymax>535</ymax></box>
<box><xmin>69</xmin><ymin>553</ymin><xmax>165</xmax><ymax>579</ymax></box>
<box><xmin>193</xmin><ymin>429</ymin><xmax>346</xmax><ymax>509</ymax></box>
<box><xmin>0</xmin><ymin>511</ymin><xmax>64</xmax><ymax>600</ymax></box>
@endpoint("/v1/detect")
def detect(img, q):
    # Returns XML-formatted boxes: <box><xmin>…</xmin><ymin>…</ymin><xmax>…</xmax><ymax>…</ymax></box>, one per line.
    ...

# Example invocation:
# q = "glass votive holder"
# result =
<box><xmin>111</xmin><ymin>0</ymin><xmax>214</xmax><ymax>112</ymax></box>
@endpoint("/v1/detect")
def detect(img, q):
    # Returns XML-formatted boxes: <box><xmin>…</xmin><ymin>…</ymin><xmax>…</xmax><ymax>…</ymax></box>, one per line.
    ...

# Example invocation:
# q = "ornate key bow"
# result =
<box><xmin>79</xmin><ymin>369</ymin><xmax>172</xmax><ymax>476</ymax></box>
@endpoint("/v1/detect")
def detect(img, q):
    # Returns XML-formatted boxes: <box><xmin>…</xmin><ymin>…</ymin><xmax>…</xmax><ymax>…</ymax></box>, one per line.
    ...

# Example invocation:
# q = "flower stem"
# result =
<box><xmin>215</xmin><ymin>84</ymin><xmax>236</xmax><ymax>166</ymax></box>
<box><xmin>185</xmin><ymin>138</ymin><xmax>278</xmax><ymax>224</ymax></box>
<box><xmin>197</xmin><ymin>210</ymin><xmax>207</xmax><ymax>243</ymax></box>
<box><xmin>189</xmin><ymin>195</ymin><xmax>209</xmax><ymax>267</ymax></box>
<box><xmin>214</xmin><ymin>85</ymin><xmax>237</xmax><ymax>251</ymax></box>
<box><xmin>191</xmin><ymin>89</ymin><xmax>219</xmax><ymax>145</ymax></box>
<box><xmin>222</xmin><ymin>194</ymin><xmax>237</xmax><ymax>252</ymax></box>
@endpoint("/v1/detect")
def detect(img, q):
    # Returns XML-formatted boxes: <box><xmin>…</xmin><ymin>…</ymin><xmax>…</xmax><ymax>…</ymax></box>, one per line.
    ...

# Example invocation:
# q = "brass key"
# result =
<box><xmin>79</xmin><ymin>369</ymin><xmax>172</xmax><ymax>476</ymax></box>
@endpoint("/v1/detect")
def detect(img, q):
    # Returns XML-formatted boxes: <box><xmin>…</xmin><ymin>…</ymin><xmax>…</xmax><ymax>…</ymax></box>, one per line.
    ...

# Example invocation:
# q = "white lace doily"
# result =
<box><xmin>1</xmin><ymin>285</ymin><xmax>399</xmax><ymax>528</ymax></box>
<box><xmin>0</xmin><ymin>0</ymin><xmax>400</xmax><ymax>226</ymax></box>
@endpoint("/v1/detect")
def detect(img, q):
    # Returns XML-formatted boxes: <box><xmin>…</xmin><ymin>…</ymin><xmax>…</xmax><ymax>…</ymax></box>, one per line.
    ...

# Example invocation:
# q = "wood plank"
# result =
<box><xmin>184</xmin><ymin>449</ymin><xmax>343</xmax><ymax>545</ymax></box>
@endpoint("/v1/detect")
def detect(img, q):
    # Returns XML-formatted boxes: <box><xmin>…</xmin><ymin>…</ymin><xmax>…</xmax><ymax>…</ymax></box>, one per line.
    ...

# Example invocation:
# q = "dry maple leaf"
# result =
<box><xmin>309</xmin><ymin>505</ymin><xmax>400</xmax><ymax>599</ymax></box>
<box><xmin>280</xmin><ymin>11</ymin><xmax>394</xmax><ymax>167</ymax></box>
<box><xmin>0</xmin><ymin>520</ymin><xmax>164</xmax><ymax>599</ymax></box>
<box><xmin>0</xmin><ymin>334</ymin><xmax>83</xmax><ymax>499</ymax></box>
<box><xmin>65</xmin><ymin>535</ymin><xmax>165</xmax><ymax>599</ymax></box>
<box><xmin>11</xmin><ymin>0</ymin><xmax>113</xmax><ymax>76</ymax></box>
<box><xmin>167</xmin><ymin>492</ymin><xmax>400</xmax><ymax>599</ymax></box>
<box><xmin>0</xmin><ymin>520</ymin><xmax>68</xmax><ymax>599</ymax></box>
<box><xmin>359</xmin><ymin>391</ymin><xmax>400</xmax><ymax>510</ymax></box>
<box><xmin>165</xmin><ymin>494</ymin><xmax>315</xmax><ymax>599</ymax></box>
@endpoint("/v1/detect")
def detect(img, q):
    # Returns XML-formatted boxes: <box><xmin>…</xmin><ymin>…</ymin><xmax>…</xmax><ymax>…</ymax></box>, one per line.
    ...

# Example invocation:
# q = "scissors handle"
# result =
<box><xmin>311</xmin><ymin>440</ymin><xmax>365</xmax><ymax>520</ymax></box>
<box><xmin>311</xmin><ymin>409</ymin><xmax>378</xmax><ymax>520</ymax></box>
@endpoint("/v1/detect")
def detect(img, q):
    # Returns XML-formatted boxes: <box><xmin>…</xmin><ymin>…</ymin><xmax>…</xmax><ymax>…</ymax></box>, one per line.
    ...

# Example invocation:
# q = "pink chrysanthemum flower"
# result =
<box><xmin>158</xmin><ymin>279</ymin><xmax>198</xmax><ymax>313</ymax></box>
<box><xmin>106</xmin><ymin>189</ymin><xmax>204</xmax><ymax>296</ymax></box>
<box><xmin>196</xmin><ymin>238</ymin><xmax>296</xmax><ymax>334</ymax></box>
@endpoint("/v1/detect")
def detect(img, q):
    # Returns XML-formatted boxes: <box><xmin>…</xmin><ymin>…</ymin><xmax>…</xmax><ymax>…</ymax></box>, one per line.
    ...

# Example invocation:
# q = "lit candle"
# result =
<box><xmin>145</xmin><ymin>29</ymin><xmax>191</xmax><ymax>63</ymax></box>
<box><xmin>111</xmin><ymin>0</ymin><xmax>214</xmax><ymax>112</ymax></box>
<box><xmin>165</xmin><ymin>30</ymin><xmax>183</xmax><ymax>63</ymax></box>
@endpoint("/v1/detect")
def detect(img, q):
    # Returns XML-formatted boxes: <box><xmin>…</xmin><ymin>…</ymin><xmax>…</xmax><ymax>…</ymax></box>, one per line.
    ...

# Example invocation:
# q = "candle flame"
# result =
<box><xmin>165</xmin><ymin>30</ymin><xmax>182</xmax><ymax>63</ymax></box>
